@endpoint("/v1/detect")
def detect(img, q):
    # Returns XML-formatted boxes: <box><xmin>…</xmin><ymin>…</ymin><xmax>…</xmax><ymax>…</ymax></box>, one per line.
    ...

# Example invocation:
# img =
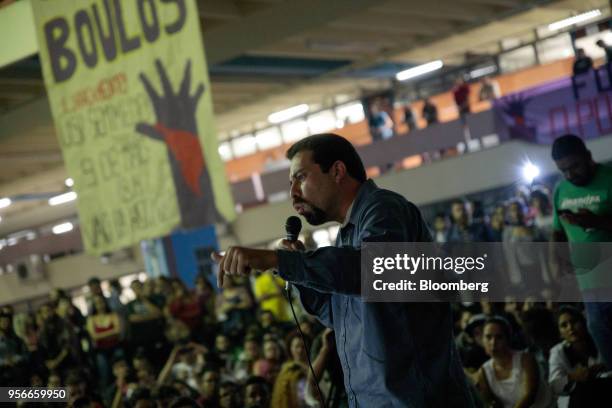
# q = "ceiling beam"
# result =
<box><xmin>332</xmin><ymin>13</ymin><xmax>457</xmax><ymax>36</ymax></box>
<box><xmin>203</xmin><ymin>0</ymin><xmax>382</xmax><ymax>65</ymax></box>
<box><xmin>197</xmin><ymin>0</ymin><xmax>242</xmax><ymax>20</ymax></box>
<box><xmin>466</xmin><ymin>0</ymin><xmax>522</xmax><ymax>7</ymax></box>
<box><xmin>379</xmin><ymin>0</ymin><xmax>500</xmax><ymax>22</ymax></box>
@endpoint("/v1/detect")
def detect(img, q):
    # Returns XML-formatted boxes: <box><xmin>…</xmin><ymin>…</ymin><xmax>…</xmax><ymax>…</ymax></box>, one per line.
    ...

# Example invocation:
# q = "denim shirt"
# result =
<box><xmin>278</xmin><ymin>180</ymin><xmax>474</xmax><ymax>407</ymax></box>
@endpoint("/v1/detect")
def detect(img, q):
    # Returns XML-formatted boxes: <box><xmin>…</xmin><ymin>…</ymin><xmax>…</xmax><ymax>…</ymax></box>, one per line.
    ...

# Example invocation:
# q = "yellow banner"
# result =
<box><xmin>31</xmin><ymin>0</ymin><xmax>235</xmax><ymax>255</ymax></box>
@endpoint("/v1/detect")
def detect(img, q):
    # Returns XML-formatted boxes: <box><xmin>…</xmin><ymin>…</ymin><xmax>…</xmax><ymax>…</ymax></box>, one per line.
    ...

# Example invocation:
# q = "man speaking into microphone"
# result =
<box><xmin>212</xmin><ymin>134</ymin><xmax>473</xmax><ymax>407</ymax></box>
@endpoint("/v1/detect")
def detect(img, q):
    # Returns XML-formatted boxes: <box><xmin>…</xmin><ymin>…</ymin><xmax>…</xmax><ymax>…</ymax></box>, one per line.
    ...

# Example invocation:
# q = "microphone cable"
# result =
<box><xmin>284</xmin><ymin>283</ymin><xmax>328</xmax><ymax>408</ymax></box>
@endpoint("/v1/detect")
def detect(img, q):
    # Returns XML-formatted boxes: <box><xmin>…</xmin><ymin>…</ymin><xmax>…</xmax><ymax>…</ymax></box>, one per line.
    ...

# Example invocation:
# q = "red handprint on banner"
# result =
<box><xmin>136</xmin><ymin>59</ymin><xmax>218</xmax><ymax>227</ymax></box>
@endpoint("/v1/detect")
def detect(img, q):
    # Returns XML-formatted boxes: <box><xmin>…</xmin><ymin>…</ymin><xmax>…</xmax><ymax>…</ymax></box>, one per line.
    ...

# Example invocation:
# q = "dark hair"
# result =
<box><xmin>88</xmin><ymin>277</ymin><xmax>101</xmax><ymax>285</ymax></box>
<box><xmin>169</xmin><ymin>396</ymin><xmax>201</xmax><ymax>408</ymax></box>
<box><xmin>111</xmin><ymin>354</ymin><xmax>128</xmax><ymax>367</ymax></box>
<box><xmin>129</xmin><ymin>387</ymin><xmax>153</xmax><ymax>406</ymax></box>
<box><xmin>71</xmin><ymin>397</ymin><xmax>95</xmax><ymax>408</ymax></box>
<box><xmin>92</xmin><ymin>295</ymin><xmax>110</xmax><ymax>315</ymax></box>
<box><xmin>245</xmin><ymin>375</ymin><xmax>271</xmax><ymax>393</ymax></box>
<box><xmin>285</xmin><ymin>330</ymin><xmax>309</xmax><ymax>357</ymax></box>
<box><xmin>551</xmin><ymin>134</ymin><xmax>589</xmax><ymax>160</ymax></box>
<box><xmin>154</xmin><ymin>385</ymin><xmax>180</xmax><ymax>402</ymax></box>
<box><xmin>286</xmin><ymin>133</ymin><xmax>367</xmax><ymax>182</ymax></box>
<box><xmin>199</xmin><ymin>363</ymin><xmax>221</xmax><ymax>377</ymax></box>
<box><xmin>484</xmin><ymin>316</ymin><xmax>512</xmax><ymax>339</ymax></box>
<box><xmin>246</xmin><ymin>375</ymin><xmax>270</xmax><ymax>386</ymax></box>
<box><xmin>557</xmin><ymin>305</ymin><xmax>586</xmax><ymax>326</ymax></box>
<box><xmin>450</xmin><ymin>199</ymin><xmax>469</xmax><ymax>208</ymax></box>
<box><xmin>530</xmin><ymin>188</ymin><xmax>550</xmax><ymax>207</ymax></box>
<box><xmin>219</xmin><ymin>380</ymin><xmax>238</xmax><ymax>390</ymax></box>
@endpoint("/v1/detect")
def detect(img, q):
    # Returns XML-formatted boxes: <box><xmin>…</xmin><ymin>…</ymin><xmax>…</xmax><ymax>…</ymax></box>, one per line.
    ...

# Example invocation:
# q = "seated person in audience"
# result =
<box><xmin>520</xmin><ymin>306</ymin><xmax>558</xmax><ymax>363</ymax></box>
<box><xmin>271</xmin><ymin>358</ymin><xmax>308</xmax><ymax>408</ymax></box>
<box><xmin>446</xmin><ymin>199</ymin><xmax>491</xmax><ymax>242</ymax></box>
<box><xmin>0</xmin><ymin>310</ymin><xmax>29</xmax><ymax>386</ymax></box>
<box><xmin>214</xmin><ymin>333</ymin><xmax>237</xmax><ymax>374</ymax></box>
<box><xmin>529</xmin><ymin>189</ymin><xmax>554</xmax><ymax>241</ymax></box>
<box><xmin>158</xmin><ymin>342</ymin><xmax>206</xmax><ymax>390</ymax></box>
<box><xmin>144</xmin><ymin>279</ymin><xmax>165</xmax><ymax>309</ymax></box>
<box><xmin>285</xmin><ymin>331</ymin><xmax>309</xmax><ymax>367</ymax></box>
<box><xmin>37</xmin><ymin>302</ymin><xmax>83</xmax><ymax>378</ymax></box>
<box><xmin>154</xmin><ymin>385</ymin><xmax>181</xmax><ymax>407</ymax></box>
<box><xmin>234</xmin><ymin>335</ymin><xmax>261</xmax><ymax>381</ymax></box>
<box><xmin>258</xmin><ymin>310</ymin><xmax>285</xmax><ymax>339</ymax></box>
<box><xmin>476</xmin><ymin>317</ymin><xmax>553</xmax><ymax>408</ymax></box>
<box><xmin>194</xmin><ymin>274</ymin><xmax>217</xmax><ymax>335</ymax></box>
<box><xmin>166</xmin><ymin>280</ymin><xmax>204</xmax><ymax>338</ymax></box>
<box><xmin>305</xmin><ymin>328</ymin><xmax>347</xmax><ymax>407</ymax></box>
<box><xmin>216</xmin><ymin>276</ymin><xmax>255</xmax><ymax>340</ymax></box>
<box><xmin>47</xmin><ymin>371</ymin><xmax>62</xmax><ymax>388</ymax></box>
<box><xmin>102</xmin><ymin>356</ymin><xmax>131</xmax><ymax>408</ymax></box>
<box><xmin>572</xmin><ymin>48</ymin><xmax>593</xmax><ymax>76</ymax></box>
<box><xmin>125</xmin><ymin>387</ymin><xmax>155</xmax><ymax>408</ymax></box>
<box><xmin>197</xmin><ymin>365</ymin><xmax>220</xmax><ymax>407</ymax></box>
<box><xmin>457</xmin><ymin>314</ymin><xmax>489</xmax><ymax>381</ymax></box>
<box><xmin>65</xmin><ymin>369</ymin><xmax>102</xmax><ymax>406</ymax></box>
<box><xmin>253</xmin><ymin>338</ymin><xmax>284</xmax><ymax>384</ymax></box>
<box><xmin>86</xmin><ymin>277</ymin><xmax>106</xmax><ymax>315</ymax></box>
<box><xmin>433</xmin><ymin>212</ymin><xmax>449</xmax><ymax>243</ymax></box>
<box><xmin>126</xmin><ymin>280</ymin><xmax>165</xmax><ymax>356</ymax></box>
<box><xmin>86</xmin><ymin>294</ymin><xmax>124</xmax><ymax>387</ymax></box>
<box><xmin>244</xmin><ymin>376</ymin><xmax>271</xmax><ymax>408</ymax></box>
<box><xmin>219</xmin><ymin>381</ymin><xmax>242</xmax><ymax>408</ymax></box>
<box><xmin>549</xmin><ymin>306</ymin><xmax>612</xmax><ymax>408</ymax></box>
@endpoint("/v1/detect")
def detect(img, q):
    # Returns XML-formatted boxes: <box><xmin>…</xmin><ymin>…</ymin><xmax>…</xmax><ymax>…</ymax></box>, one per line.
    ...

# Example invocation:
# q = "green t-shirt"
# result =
<box><xmin>553</xmin><ymin>164</ymin><xmax>612</xmax><ymax>243</ymax></box>
<box><xmin>553</xmin><ymin>164</ymin><xmax>612</xmax><ymax>289</ymax></box>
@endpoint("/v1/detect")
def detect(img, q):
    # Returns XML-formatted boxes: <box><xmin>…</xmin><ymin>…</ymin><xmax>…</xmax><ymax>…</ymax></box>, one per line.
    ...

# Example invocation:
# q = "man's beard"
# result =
<box><xmin>296</xmin><ymin>201</ymin><xmax>328</xmax><ymax>225</ymax></box>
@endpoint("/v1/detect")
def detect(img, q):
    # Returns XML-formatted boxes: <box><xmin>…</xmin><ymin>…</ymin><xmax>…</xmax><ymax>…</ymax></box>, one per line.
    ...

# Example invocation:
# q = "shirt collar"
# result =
<box><xmin>341</xmin><ymin>179</ymin><xmax>377</xmax><ymax>228</ymax></box>
<box><xmin>341</xmin><ymin>201</ymin><xmax>354</xmax><ymax>228</ymax></box>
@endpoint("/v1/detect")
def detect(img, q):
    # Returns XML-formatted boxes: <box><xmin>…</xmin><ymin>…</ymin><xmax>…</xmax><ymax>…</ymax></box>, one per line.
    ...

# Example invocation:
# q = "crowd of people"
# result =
<box><xmin>2</xmin><ymin>47</ymin><xmax>612</xmax><ymax>406</ymax></box>
<box><xmin>1</xmin><ymin>170</ymin><xmax>611</xmax><ymax>408</ymax></box>
<box><xmin>0</xmin><ymin>271</ymin><xmax>334</xmax><ymax>407</ymax></box>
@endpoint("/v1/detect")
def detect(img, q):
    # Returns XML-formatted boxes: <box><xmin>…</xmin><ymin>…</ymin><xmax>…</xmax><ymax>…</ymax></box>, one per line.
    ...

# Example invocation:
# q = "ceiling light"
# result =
<box><xmin>268</xmin><ymin>104</ymin><xmax>309</xmax><ymax>124</ymax></box>
<box><xmin>469</xmin><ymin>65</ymin><xmax>497</xmax><ymax>79</ymax></box>
<box><xmin>0</xmin><ymin>197</ymin><xmax>11</xmax><ymax>209</ymax></box>
<box><xmin>548</xmin><ymin>9</ymin><xmax>601</xmax><ymax>31</ymax></box>
<box><xmin>52</xmin><ymin>222</ymin><xmax>74</xmax><ymax>235</ymax></box>
<box><xmin>396</xmin><ymin>60</ymin><xmax>444</xmax><ymax>82</ymax></box>
<box><xmin>522</xmin><ymin>161</ymin><xmax>540</xmax><ymax>183</ymax></box>
<box><xmin>65</xmin><ymin>178</ymin><xmax>74</xmax><ymax>187</ymax></box>
<box><xmin>48</xmin><ymin>191</ymin><xmax>77</xmax><ymax>206</ymax></box>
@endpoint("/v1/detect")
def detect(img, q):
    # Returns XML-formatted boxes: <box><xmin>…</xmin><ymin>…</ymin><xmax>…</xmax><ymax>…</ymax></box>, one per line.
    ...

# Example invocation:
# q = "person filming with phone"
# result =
<box><xmin>551</xmin><ymin>134</ymin><xmax>612</xmax><ymax>371</ymax></box>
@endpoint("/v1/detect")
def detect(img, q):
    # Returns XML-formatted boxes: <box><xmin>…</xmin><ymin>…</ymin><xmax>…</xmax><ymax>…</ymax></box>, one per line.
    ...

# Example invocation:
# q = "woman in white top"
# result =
<box><xmin>548</xmin><ymin>306</ymin><xmax>611</xmax><ymax>408</ymax></box>
<box><xmin>476</xmin><ymin>317</ymin><xmax>553</xmax><ymax>408</ymax></box>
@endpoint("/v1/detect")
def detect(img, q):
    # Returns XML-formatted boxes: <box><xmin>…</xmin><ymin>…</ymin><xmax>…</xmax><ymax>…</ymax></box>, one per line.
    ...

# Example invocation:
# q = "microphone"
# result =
<box><xmin>282</xmin><ymin>215</ymin><xmax>327</xmax><ymax>407</ymax></box>
<box><xmin>285</xmin><ymin>216</ymin><xmax>302</xmax><ymax>242</ymax></box>
<box><xmin>283</xmin><ymin>216</ymin><xmax>302</xmax><ymax>292</ymax></box>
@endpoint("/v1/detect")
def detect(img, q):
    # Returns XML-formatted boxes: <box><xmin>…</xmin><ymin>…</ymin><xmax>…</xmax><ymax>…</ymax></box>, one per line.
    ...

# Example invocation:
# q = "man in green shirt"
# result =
<box><xmin>552</xmin><ymin>134</ymin><xmax>612</xmax><ymax>370</ymax></box>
